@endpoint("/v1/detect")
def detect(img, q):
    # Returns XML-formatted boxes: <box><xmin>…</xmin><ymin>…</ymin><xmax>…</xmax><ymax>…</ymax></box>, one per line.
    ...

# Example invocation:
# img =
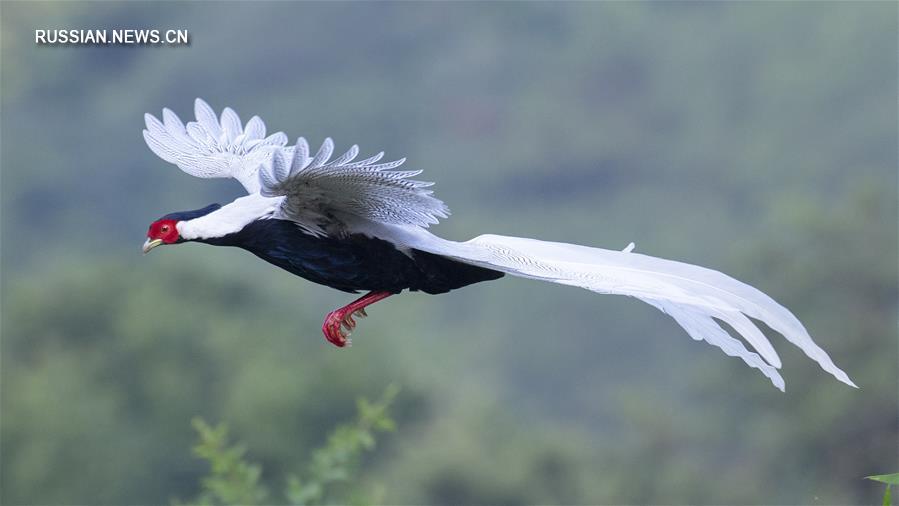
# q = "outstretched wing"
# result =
<box><xmin>380</xmin><ymin>225</ymin><xmax>856</xmax><ymax>391</ymax></box>
<box><xmin>257</xmin><ymin>137</ymin><xmax>450</xmax><ymax>236</ymax></box>
<box><xmin>143</xmin><ymin>98</ymin><xmax>288</xmax><ymax>193</ymax></box>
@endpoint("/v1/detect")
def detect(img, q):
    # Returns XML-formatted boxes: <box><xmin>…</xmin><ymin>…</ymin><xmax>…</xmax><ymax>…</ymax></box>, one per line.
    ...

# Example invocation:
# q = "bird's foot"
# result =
<box><xmin>321</xmin><ymin>291</ymin><xmax>392</xmax><ymax>348</ymax></box>
<box><xmin>322</xmin><ymin>308</ymin><xmax>368</xmax><ymax>347</ymax></box>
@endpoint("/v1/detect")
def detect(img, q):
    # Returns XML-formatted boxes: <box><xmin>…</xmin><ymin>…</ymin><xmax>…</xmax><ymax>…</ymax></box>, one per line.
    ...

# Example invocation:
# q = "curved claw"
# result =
<box><xmin>322</xmin><ymin>310</ymin><xmax>359</xmax><ymax>348</ymax></box>
<box><xmin>320</xmin><ymin>291</ymin><xmax>392</xmax><ymax>348</ymax></box>
<box><xmin>322</xmin><ymin>311</ymin><xmax>350</xmax><ymax>347</ymax></box>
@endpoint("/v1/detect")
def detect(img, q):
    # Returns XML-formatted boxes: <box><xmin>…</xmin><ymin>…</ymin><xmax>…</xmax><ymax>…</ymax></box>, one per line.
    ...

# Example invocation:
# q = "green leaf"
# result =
<box><xmin>868</xmin><ymin>474</ymin><xmax>899</xmax><ymax>486</ymax></box>
<box><xmin>883</xmin><ymin>483</ymin><xmax>892</xmax><ymax>506</ymax></box>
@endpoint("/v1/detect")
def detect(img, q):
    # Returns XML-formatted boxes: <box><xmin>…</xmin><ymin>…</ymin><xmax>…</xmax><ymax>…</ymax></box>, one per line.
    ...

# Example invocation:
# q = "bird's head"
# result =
<box><xmin>142</xmin><ymin>203</ymin><xmax>222</xmax><ymax>254</ymax></box>
<box><xmin>142</xmin><ymin>218</ymin><xmax>180</xmax><ymax>253</ymax></box>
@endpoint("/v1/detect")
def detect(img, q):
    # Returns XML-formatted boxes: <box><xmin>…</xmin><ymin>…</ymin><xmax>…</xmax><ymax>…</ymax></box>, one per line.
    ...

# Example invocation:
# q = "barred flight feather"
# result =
<box><xmin>256</xmin><ymin>137</ymin><xmax>449</xmax><ymax>234</ymax></box>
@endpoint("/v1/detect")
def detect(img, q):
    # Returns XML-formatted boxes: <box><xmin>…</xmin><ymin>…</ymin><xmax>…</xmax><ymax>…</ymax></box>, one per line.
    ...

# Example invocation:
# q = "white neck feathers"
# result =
<box><xmin>178</xmin><ymin>194</ymin><xmax>284</xmax><ymax>240</ymax></box>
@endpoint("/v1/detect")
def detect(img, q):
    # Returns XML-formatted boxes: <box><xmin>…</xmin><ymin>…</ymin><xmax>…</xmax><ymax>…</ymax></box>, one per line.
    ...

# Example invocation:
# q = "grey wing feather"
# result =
<box><xmin>257</xmin><ymin>138</ymin><xmax>450</xmax><ymax>236</ymax></box>
<box><xmin>143</xmin><ymin>98</ymin><xmax>288</xmax><ymax>194</ymax></box>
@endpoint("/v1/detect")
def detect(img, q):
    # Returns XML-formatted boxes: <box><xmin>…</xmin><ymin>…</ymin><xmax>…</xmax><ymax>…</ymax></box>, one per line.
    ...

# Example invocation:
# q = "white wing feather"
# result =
<box><xmin>143</xmin><ymin>100</ymin><xmax>448</xmax><ymax>235</ymax></box>
<box><xmin>374</xmin><ymin>224</ymin><xmax>856</xmax><ymax>391</ymax></box>
<box><xmin>143</xmin><ymin>98</ymin><xmax>288</xmax><ymax>193</ymax></box>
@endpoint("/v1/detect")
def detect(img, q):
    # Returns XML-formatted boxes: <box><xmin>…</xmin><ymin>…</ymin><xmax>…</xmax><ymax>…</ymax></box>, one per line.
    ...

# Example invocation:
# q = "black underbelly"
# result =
<box><xmin>203</xmin><ymin>219</ymin><xmax>504</xmax><ymax>294</ymax></box>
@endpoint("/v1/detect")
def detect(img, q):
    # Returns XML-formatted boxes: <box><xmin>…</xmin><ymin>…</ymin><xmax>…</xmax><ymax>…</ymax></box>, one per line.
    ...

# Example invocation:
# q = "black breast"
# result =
<box><xmin>201</xmin><ymin>219</ymin><xmax>503</xmax><ymax>294</ymax></box>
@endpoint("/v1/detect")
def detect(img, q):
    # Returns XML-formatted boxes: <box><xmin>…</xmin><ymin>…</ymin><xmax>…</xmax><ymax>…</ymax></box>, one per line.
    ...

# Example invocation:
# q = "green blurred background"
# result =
<box><xmin>2</xmin><ymin>2</ymin><xmax>897</xmax><ymax>504</ymax></box>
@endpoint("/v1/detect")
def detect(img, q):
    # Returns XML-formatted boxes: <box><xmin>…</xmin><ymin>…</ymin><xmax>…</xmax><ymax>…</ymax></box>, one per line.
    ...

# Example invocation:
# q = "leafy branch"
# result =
<box><xmin>188</xmin><ymin>418</ymin><xmax>269</xmax><ymax>505</ymax></box>
<box><xmin>179</xmin><ymin>385</ymin><xmax>399</xmax><ymax>506</ymax></box>
<box><xmin>286</xmin><ymin>384</ymin><xmax>399</xmax><ymax>505</ymax></box>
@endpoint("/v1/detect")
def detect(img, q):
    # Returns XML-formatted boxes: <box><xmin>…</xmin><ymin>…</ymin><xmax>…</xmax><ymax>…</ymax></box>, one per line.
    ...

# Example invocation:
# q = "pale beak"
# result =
<box><xmin>142</xmin><ymin>238</ymin><xmax>164</xmax><ymax>254</ymax></box>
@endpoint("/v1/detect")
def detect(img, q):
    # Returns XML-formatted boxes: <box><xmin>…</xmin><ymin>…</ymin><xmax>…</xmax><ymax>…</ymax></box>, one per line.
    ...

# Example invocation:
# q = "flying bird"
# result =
<box><xmin>142</xmin><ymin>98</ymin><xmax>855</xmax><ymax>391</ymax></box>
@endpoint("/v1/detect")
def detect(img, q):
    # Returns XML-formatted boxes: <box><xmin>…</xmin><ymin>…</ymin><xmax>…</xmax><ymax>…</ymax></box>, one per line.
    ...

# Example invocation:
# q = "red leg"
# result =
<box><xmin>322</xmin><ymin>291</ymin><xmax>393</xmax><ymax>348</ymax></box>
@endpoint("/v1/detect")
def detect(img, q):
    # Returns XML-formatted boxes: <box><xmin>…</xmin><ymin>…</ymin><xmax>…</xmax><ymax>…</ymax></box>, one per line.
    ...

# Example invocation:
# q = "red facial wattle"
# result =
<box><xmin>147</xmin><ymin>219</ymin><xmax>180</xmax><ymax>244</ymax></box>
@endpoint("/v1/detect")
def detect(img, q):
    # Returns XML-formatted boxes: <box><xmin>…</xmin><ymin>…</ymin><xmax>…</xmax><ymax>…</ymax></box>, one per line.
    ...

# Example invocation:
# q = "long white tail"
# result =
<box><xmin>385</xmin><ymin>225</ymin><xmax>855</xmax><ymax>391</ymax></box>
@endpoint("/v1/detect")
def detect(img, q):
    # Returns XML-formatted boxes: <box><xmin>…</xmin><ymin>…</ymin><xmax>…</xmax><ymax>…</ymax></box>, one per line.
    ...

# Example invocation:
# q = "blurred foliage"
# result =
<box><xmin>183</xmin><ymin>386</ymin><xmax>396</xmax><ymax>506</ymax></box>
<box><xmin>1</xmin><ymin>2</ymin><xmax>897</xmax><ymax>505</ymax></box>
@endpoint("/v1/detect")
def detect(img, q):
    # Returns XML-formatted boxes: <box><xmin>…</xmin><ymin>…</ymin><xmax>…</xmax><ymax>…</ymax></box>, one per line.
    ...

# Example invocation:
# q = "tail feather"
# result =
<box><xmin>388</xmin><ymin>226</ymin><xmax>855</xmax><ymax>390</ymax></box>
<box><xmin>648</xmin><ymin>300</ymin><xmax>786</xmax><ymax>391</ymax></box>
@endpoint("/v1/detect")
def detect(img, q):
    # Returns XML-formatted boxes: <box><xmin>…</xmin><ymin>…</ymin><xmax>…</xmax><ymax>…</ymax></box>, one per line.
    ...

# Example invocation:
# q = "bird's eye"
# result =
<box><xmin>161</xmin><ymin>225</ymin><xmax>170</xmax><ymax>233</ymax></box>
